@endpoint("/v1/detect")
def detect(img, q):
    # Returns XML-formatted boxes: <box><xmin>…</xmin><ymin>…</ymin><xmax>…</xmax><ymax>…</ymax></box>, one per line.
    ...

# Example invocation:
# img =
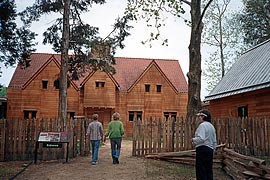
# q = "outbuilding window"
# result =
<box><xmin>238</xmin><ymin>106</ymin><xmax>248</xmax><ymax>118</ymax></box>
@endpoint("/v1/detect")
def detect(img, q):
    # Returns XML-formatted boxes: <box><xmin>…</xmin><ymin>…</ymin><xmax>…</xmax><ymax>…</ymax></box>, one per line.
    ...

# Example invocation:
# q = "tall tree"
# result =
<box><xmin>238</xmin><ymin>0</ymin><xmax>270</xmax><ymax>46</ymax></box>
<box><xmin>126</xmin><ymin>0</ymin><xmax>214</xmax><ymax>118</ymax></box>
<box><xmin>0</xmin><ymin>0</ymin><xmax>36</xmax><ymax>75</ymax></box>
<box><xmin>202</xmin><ymin>0</ymin><xmax>245</xmax><ymax>92</ymax></box>
<box><xmin>20</xmin><ymin>0</ymin><xmax>132</xmax><ymax>129</ymax></box>
<box><xmin>0</xmin><ymin>85</ymin><xmax>6</xmax><ymax>97</ymax></box>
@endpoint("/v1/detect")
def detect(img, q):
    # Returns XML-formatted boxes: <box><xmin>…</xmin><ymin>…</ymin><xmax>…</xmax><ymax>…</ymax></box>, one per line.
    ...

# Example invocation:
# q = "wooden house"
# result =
<box><xmin>204</xmin><ymin>39</ymin><xmax>270</xmax><ymax>118</ymax></box>
<box><xmin>7</xmin><ymin>53</ymin><xmax>188</xmax><ymax>135</ymax></box>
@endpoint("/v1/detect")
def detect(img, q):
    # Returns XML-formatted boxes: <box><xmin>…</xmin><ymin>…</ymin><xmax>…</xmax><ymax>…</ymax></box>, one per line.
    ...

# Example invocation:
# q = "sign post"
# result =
<box><xmin>35</xmin><ymin>132</ymin><xmax>70</xmax><ymax>164</ymax></box>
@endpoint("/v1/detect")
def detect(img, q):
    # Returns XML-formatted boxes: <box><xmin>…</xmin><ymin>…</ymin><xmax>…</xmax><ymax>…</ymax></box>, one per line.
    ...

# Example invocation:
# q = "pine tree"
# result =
<box><xmin>238</xmin><ymin>0</ymin><xmax>270</xmax><ymax>46</ymax></box>
<box><xmin>20</xmin><ymin>0</ymin><xmax>133</xmax><ymax>129</ymax></box>
<box><xmin>0</xmin><ymin>0</ymin><xmax>36</xmax><ymax>74</ymax></box>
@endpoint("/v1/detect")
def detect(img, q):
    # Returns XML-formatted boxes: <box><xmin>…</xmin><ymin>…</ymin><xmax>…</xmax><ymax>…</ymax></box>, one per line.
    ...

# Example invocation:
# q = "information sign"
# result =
<box><xmin>35</xmin><ymin>131</ymin><xmax>70</xmax><ymax>163</ymax></box>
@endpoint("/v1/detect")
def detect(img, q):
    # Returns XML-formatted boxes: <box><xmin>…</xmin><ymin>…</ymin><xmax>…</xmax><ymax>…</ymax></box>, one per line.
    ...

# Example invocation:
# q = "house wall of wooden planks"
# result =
<box><xmin>209</xmin><ymin>88</ymin><xmax>270</xmax><ymax>118</ymax></box>
<box><xmin>6</xmin><ymin>54</ymin><xmax>188</xmax><ymax>137</ymax></box>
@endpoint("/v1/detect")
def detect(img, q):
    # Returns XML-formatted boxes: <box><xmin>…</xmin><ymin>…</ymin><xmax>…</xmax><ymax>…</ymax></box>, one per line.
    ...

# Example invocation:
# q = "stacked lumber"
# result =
<box><xmin>145</xmin><ymin>144</ymin><xmax>270</xmax><ymax>179</ymax></box>
<box><xmin>146</xmin><ymin>149</ymin><xmax>197</xmax><ymax>166</ymax></box>
<box><xmin>222</xmin><ymin>148</ymin><xmax>270</xmax><ymax>179</ymax></box>
<box><xmin>145</xmin><ymin>144</ymin><xmax>225</xmax><ymax>168</ymax></box>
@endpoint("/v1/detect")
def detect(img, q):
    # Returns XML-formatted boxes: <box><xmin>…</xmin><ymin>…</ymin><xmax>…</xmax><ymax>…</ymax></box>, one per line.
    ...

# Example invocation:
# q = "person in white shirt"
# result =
<box><xmin>192</xmin><ymin>109</ymin><xmax>217</xmax><ymax>180</ymax></box>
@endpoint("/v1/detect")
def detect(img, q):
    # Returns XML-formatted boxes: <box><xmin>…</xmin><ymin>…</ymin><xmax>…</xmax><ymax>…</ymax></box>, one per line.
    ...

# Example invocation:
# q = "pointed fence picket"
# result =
<box><xmin>0</xmin><ymin>116</ymin><xmax>270</xmax><ymax>161</ymax></box>
<box><xmin>132</xmin><ymin>116</ymin><xmax>270</xmax><ymax>157</ymax></box>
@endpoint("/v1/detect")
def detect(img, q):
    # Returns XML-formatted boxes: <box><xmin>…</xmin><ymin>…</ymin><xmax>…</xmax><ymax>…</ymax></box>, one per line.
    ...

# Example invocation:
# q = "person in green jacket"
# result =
<box><xmin>104</xmin><ymin>112</ymin><xmax>124</xmax><ymax>164</ymax></box>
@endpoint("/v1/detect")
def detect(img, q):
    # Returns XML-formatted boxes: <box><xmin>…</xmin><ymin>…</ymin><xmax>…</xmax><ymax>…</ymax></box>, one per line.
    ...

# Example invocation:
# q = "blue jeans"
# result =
<box><xmin>110</xmin><ymin>138</ymin><xmax>122</xmax><ymax>159</ymax></box>
<box><xmin>90</xmin><ymin>140</ymin><xmax>100</xmax><ymax>163</ymax></box>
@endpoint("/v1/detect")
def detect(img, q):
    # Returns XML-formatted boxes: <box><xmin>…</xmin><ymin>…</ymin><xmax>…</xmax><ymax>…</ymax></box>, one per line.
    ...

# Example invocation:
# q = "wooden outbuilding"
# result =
<box><xmin>204</xmin><ymin>39</ymin><xmax>270</xmax><ymax>118</ymax></box>
<box><xmin>7</xmin><ymin>53</ymin><xmax>188</xmax><ymax>135</ymax></box>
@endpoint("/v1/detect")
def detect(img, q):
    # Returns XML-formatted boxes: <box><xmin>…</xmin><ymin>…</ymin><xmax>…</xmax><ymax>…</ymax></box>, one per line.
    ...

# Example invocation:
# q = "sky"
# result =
<box><xmin>0</xmin><ymin>0</ymin><xmax>243</xmax><ymax>99</ymax></box>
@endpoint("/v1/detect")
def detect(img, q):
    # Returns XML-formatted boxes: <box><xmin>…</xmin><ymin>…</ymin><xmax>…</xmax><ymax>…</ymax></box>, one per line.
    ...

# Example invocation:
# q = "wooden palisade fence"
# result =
<box><xmin>132</xmin><ymin>116</ymin><xmax>270</xmax><ymax>157</ymax></box>
<box><xmin>0</xmin><ymin>116</ymin><xmax>270</xmax><ymax>163</ymax></box>
<box><xmin>133</xmin><ymin>116</ymin><xmax>270</xmax><ymax>179</ymax></box>
<box><xmin>0</xmin><ymin>117</ymin><xmax>91</xmax><ymax>161</ymax></box>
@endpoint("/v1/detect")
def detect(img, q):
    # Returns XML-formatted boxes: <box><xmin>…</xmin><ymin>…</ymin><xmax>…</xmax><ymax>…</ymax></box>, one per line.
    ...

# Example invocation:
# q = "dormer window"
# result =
<box><xmin>54</xmin><ymin>79</ymin><xmax>60</xmax><ymax>89</ymax></box>
<box><xmin>96</xmin><ymin>81</ymin><xmax>105</xmax><ymax>88</ymax></box>
<box><xmin>145</xmin><ymin>84</ymin><xmax>150</xmax><ymax>92</ymax></box>
<box><xmin>42</xmin><ymin>80</ymin><xmax>48</xmax><ymax>89</ymax></box>
<box><xmin>156</xmin><ymin>85</ymin><xmax>162</xmax><ymax>92</ymax></box>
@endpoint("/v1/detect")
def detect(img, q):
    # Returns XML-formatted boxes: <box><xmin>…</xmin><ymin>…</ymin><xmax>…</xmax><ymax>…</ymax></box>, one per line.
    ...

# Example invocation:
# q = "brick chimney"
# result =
<box><xmin>89</xmin><ymin>42</ymin><xmax>111</xmax><ymax>59</ymax></box>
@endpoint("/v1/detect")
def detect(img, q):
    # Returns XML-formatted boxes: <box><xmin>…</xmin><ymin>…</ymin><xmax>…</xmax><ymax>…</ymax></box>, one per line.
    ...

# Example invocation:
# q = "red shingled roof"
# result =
<box><xmin>9</xmin><ymin>53</ymin><xmax>188</xmax><ymax>93</ymax></box>
<box><xmin>113</xmin><ymin>57</ymin><xmax>187</xmax><ymax>92</ymax></box>
<box><xmin>9</xmin><ymin>53</ymin><xmax>60</xmax><ymax>88</ymax></box>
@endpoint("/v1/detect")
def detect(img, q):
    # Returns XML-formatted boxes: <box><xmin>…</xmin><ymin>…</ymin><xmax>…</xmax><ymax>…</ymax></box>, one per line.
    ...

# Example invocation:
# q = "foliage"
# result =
<box><xmin>18</xmin><ymin>0</ymin><xmax>133</xmax><ymax>125</ymax></box>
<box><xmin>0</xmin><ymin>0</ymin><xmax>36</xmax><ymax>72</ymax></box>
<box><xmin>237</xmin><ymin>0</ymin><xmax>270</xmax><ymax>46</ymax></box>
<box><xmin>19</xmin><ymin>0</ymin><xmax>133</xmax><ymax>77</ymax></box>
<box><xmin>125</xmin><ymin>0</ymin><xmax>216</xmax><ymax>118</ymax></box>
<box><xmin>125</xmin><ymin>0</ymin><xmax>187</xmax><ymax>47</ymax></box>
<box><xmin>202</xmin><ymin>0</ymin><xmax>246</xmax><ymax>92</ymax></box>
<box><xmin>0</xmin><ymin>86</ymin><xmax>6</xmax><ymax>97</ymax></box>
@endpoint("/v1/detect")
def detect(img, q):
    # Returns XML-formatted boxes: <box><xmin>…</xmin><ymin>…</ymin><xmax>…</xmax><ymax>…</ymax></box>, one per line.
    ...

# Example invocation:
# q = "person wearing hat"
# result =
<box><xmin>86</xmin><ymin>113</ymin><xmax>104</xmax><ymax>165</ymax></box>
<box><xmin>192</xmin><ymin>109</ymin><xmax>217</xmax><ymax>180</ymax></box>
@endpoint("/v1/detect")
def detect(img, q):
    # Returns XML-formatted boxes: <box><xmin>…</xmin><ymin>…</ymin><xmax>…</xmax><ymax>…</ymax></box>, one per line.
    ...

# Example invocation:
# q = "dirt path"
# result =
<box><xmin>15</xmin><ymin>140</ymin><xmax>231</xmax><ymax>180</ymax></box>
<box><xmin>16</xmin><ymin>140</ymin><xmax>188</xmax><ymax>180</ymax></box>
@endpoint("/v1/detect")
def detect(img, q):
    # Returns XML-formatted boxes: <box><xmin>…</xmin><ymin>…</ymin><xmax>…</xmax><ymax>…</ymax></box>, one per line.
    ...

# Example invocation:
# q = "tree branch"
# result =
<box><xmin>181</xmin><ymin>0</ymin><xmax>191</xmax><ymax>6</ymax></box>
<box><xmin>196</xmin><ymin>0</ymin><xmax>214</xmax><ymax>31</ymax></box>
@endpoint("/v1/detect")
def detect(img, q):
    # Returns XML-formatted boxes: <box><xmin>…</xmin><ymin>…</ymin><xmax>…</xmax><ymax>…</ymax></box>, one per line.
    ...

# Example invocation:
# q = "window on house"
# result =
<box><xmin>128</xmin><ymin>111</ymin><xmax>142</xmax><ymax>121</ymax></box>
<box><xmin>96</xmin><ymin>81</ymin><xmax>105</xmax><ymax>88</ymax></box>
<box><xmin>42</xmin><ymin>80</ymin><xmax>48</xmax><ymax>89</ymax></box>
<box><xmin>24</xmin><ymin>110</ymin><xmax>37</xmax><ymax>119</ymax></box>
<box><xmin>156</xmin><ymin>85</ymin><xmax>162</xmax><ymax>92</ymax></box>
<box><xmin>53</xmin><ymin>78</ymin><xmax>70</xmax><ymax>89</ymax></box>
<box><xmin>145</xmin><ymin>84</ymin><xmax>150</xmax><ymax>92</ymax></box>
<box><xmin>238</xmin><ymin>106</ymin><xmax>248</xmax><ymax>118</ymax></box>
<box><xmin>54</xmin><ymin>79</ymin><xmax>60</xmax><ymax>89</ymax></box>
<box><xmin>68</xmin><ymin>111</ymin><xmax>75</xmax><ymax>119</ymax></box>
<box><xmin>164</xmin><ymin>112</ymin><xmax>177</xmax><ymax>121</ymax></box>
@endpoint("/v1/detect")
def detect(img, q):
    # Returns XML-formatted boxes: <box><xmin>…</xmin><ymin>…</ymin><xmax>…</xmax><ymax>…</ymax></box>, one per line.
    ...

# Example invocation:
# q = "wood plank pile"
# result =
<box><xmin>222</xmin><ymin>147</ymin><xmax>270</xmax><ymax>179</ymax></box>
<box><xmin>145</xmin><ymin>144</ymin><xmax>270</xmax><ymax>179</ymax></box>
<box><xmin>145</xmin><ymin>144</ymin><xmax>225</xmax><ymax>169</ymax></box>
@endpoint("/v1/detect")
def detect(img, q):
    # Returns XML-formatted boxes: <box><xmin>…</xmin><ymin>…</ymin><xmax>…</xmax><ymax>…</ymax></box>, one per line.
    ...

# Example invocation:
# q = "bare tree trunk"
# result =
<box><xmin>218</xmin><ymin>15</ymin><xmax>225</xmax><ymax>77</ymax></box>
<box><xmin>186</xmin><ymin>0</ymin><xmax>203</xmax><ymax>118</ymax></box>
<box><xmin>59</xmin><ymin>0</ymin><xmax>70</xmax><ymax>131</ymax></box>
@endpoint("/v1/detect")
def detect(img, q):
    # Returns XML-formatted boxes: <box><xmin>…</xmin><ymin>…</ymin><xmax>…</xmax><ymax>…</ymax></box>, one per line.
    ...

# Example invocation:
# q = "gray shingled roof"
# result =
<box><xmin>204</xmin><ymin>39</ymin><xmax>270</xmax><ymax>101</ymax></box>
